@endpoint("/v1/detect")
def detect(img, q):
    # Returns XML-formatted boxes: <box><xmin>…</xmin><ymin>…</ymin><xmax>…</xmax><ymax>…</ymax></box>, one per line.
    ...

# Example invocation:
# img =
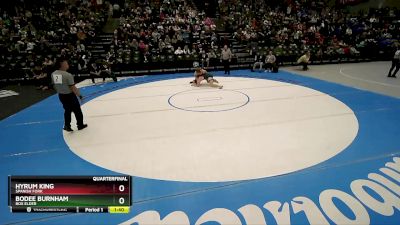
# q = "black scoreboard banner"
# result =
<box><xmin>8</xmin><ymin>176</ymin><xmax>131</xmax><ymax>213</ymax></box>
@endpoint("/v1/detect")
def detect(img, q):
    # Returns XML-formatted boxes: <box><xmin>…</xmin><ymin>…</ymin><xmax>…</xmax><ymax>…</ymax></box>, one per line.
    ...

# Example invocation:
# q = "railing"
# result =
<box><xmin>0</xmin><ymin>48</ymin><xmax>393</xmax><ymax>84</ymax></box>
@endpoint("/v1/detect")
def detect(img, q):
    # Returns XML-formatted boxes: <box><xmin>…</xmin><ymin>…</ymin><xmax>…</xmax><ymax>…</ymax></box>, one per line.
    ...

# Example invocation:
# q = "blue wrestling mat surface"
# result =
<box><xmin>1</xmin><ymin>70</ymin><xmax>400</xmax><ymax>225</ymax></box>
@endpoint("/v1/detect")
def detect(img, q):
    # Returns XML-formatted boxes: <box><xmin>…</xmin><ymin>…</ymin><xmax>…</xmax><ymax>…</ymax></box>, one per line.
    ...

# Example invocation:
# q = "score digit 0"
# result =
<box><xmin>118</xmin><ymin>185</ymin><xmax>125</xmax><ymax>192</ymax></box>
<box><xmin>119</xmin><ymin>197</ymin><xmax>125</xmax><ymax>205</ymax></box>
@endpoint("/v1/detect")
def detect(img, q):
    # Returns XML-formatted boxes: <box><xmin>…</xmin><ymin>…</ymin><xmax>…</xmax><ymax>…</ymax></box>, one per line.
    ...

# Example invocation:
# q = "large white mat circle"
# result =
<box><xmin>64</xmin><ymin>77</ymin><xmax>358</xmax><ymax>182</ymax></box>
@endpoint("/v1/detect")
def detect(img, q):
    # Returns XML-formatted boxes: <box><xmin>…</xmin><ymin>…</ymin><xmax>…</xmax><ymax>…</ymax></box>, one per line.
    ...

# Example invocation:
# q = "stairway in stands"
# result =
<box><xmin>190</xmin><ymin>0</ymin><xmax>202</xmax><ymax>12</ymax></box>
<box><xmin>86</xmin><ymin>34</ymin><xmax>113</xmax><ymax>60</ymax></box>
<box><xmin>190</xmin><ymin>0</ymin><xmax>252</xmax><ymax>64</ymax></box>
<box><xmin>86</xmin><ymin>17</ymin><xmax>119</xmax><ymax>60</ymax></box>
<box><xmin>216</xmin><ymin>31</ymin><xmax>253</xmax><ymax>65</ymax></box>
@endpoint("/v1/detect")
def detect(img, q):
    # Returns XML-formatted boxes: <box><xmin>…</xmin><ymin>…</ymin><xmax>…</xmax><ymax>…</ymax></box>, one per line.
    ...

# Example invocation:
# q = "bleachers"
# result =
<box><xmin>1</xmin><ymin>0</ymin><xmax>399</xmax><ymax>81</ymax></box>
<box><xmin>0</xmin><ymin>0</ymin><xmax>108</xmax><ymax>82</ymax></box>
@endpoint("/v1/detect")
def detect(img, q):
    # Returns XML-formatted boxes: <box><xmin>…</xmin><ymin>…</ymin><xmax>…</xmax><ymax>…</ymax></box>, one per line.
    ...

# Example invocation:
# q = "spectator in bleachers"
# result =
<box><xmin>200</xmin><ymin>49</ymin><xmax>210</xmax><ymax>68</ymax></box>
<box><xmin>42</xmin><ymin>57</ymin><xmax>54</xmax><ymax>88</ymax></box>
<box><xmin>2</xmin><ymin>0</ymin><xmax>400</xmax><ymax>77</ymax></box>
<box><xmin>183</xmin><ymin>45</ymin><xmax>191</xmax><ymax>55</ymax></box>
<box><xmin>138</xmin><ymin>40</ymin><xmax>146</xmax><ymax>53</ymax></box>
<box><xmin>1</xmin><ymin>0</ymin><xmax>107</xmax><ymax>82</ymax></box>
<box><xmin>32</xmin><ymin>65</ymin><xmax>46</xmax><ymax>90</ymax></box>
<box><xmin>219</xmin><ymin>0</ymin><xmax>399</xmax><ymax>66</ymax></box>
<box><xmin>174</xmin><ymin>47</ymin><xmax>184</xmax><ymax>55</ymax></box>
<box><xmin>76</xmin><ymin>41</ymin><xmax>85</xmax><ymax>53</ymax></box>
<box><xmin>251</xmin><ymin>52</ymin><xmax>264</xmax><ymax>72</ymax></box>
<box><xmin>112</xmin><ymin>0</ymin><xmax>220</xmax><ymax>69</ymax></box>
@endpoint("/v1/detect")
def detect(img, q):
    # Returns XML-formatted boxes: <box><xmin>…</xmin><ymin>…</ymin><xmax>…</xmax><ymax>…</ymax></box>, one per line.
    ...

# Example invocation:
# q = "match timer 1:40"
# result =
<box><xmin>8</xmin><ymin>176</ymin><xmax>131</xmax><ymax>213</ymax></box>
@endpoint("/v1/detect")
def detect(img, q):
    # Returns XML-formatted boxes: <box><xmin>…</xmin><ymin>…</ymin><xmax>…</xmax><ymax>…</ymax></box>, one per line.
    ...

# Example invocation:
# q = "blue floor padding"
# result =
<box><xmin>1</xmin><ymin>70</ymin><xmax>399</xmax><ymax>224</ymax></box>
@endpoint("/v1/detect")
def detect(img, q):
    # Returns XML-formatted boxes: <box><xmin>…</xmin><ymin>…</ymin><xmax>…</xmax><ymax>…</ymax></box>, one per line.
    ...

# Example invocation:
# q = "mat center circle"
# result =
<box><xmin>168</xmin><ymin>89</ymin><xmax>250</xmax><ymax>112</ymax></box>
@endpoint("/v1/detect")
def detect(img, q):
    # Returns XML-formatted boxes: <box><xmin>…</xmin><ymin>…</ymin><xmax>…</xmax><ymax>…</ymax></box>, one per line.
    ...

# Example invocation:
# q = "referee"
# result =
<box><xmin>52</xmin><ymin>58</ymin><xmax>87</xmax><ymax>132</ymax></box>
<box><xmin>220</xmin><ymin>45</ymin><xmax>233</xmax><ymax>75</ymax></box>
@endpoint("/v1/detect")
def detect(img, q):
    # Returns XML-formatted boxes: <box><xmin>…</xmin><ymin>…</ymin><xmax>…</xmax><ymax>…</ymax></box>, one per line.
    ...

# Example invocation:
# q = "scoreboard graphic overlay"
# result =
<box><xmin>9</xmin><ymin>176</ymin><xmax>131</xmax><ymax>213</ymax></box>
<box><xmin>0</xmin><ymin>70</ymin><xmax>400</xmax><ymax>224</ymax></box>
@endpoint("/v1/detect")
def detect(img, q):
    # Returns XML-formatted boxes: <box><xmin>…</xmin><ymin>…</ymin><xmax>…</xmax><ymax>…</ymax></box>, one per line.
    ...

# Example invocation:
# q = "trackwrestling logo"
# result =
<box><xmin>120</xmin><ymin>157</ymin><xmax>400</xmax><ymax>225</ymax></box>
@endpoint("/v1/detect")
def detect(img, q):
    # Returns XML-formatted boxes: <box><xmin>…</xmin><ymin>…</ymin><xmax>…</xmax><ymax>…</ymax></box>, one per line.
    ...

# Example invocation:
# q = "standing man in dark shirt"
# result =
<box><xmin>51</xmin><ymin>58</ymin><xmax>88</xmax><ymax>132</ymax></box>
<box><xmin>387</xmin><ymin>46</ymin><xmax>400</xmax><ymax>78</ymax></box>
<box><xmin>251</xmin><ymin>52</ymin><xmax>264</xmax><ymax>72</ymax></box>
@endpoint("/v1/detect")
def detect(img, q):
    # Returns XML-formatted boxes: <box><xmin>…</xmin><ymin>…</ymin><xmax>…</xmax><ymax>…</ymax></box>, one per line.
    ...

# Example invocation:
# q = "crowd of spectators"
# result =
<box><xmin>110</xmin><ymin>0</ymin><xmax>222</xmax><ymax>70</ymax></box>
<box><xmin>107</xmin><ymin>0</ymin><xmax>400</xmax><ymax>70</ymax></box>
<box><xmin>1</xmin><ymin>0</ymin><xmax>399</xmax><ymax>82</ymax></box>
<box><xmin>0</xmin><ymin>0</ymin><xmax>108</xmax><ymax>85</ymax></box>
<box><xmin>219</xmin><ymin>0</ymin><xmax>400</xmax><ymax>63</ymax></box>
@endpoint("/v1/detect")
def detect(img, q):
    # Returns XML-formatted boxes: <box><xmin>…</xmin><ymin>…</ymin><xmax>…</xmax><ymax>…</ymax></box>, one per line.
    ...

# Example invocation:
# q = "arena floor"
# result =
<box><xmin>1</xmin><ymin>61</ymin><xmax>400</xmax><ymax>224</ymax></box>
